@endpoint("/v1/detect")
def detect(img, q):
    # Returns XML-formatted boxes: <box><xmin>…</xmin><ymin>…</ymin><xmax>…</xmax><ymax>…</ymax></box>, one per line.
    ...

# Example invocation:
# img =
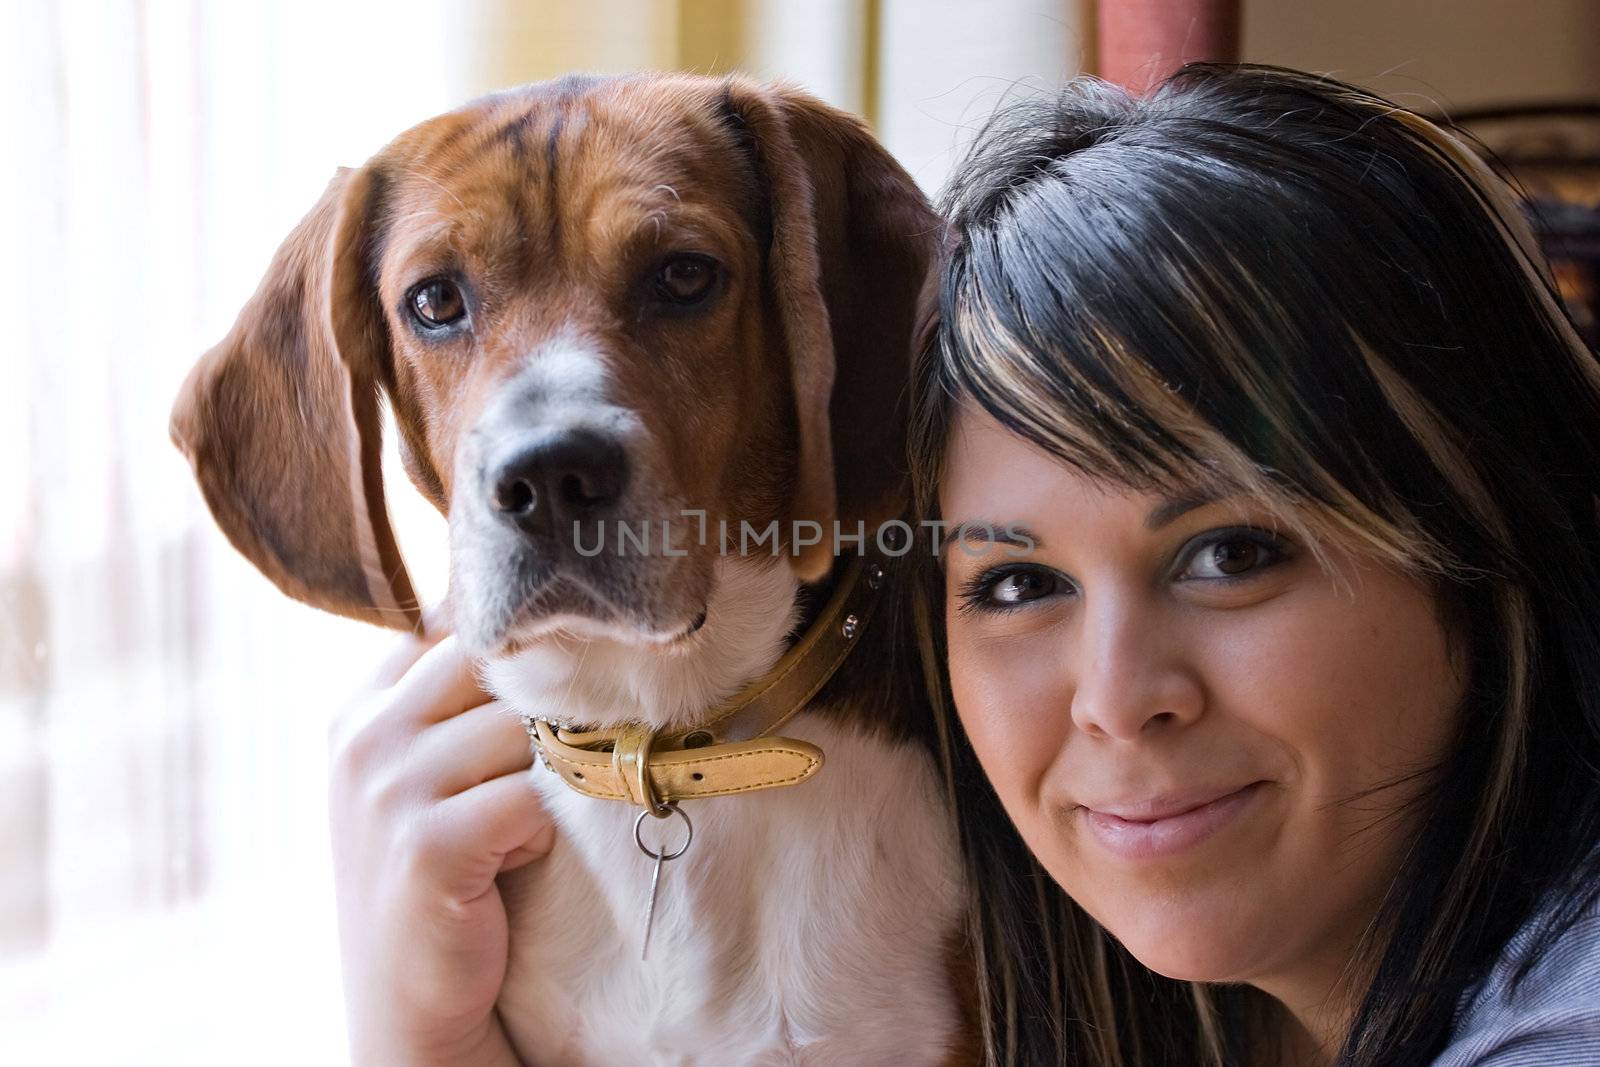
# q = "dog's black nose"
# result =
<box><xmin>489</xmin><ymin>430</ymin><xmax>629</xmax><ymax>533</ymax></box>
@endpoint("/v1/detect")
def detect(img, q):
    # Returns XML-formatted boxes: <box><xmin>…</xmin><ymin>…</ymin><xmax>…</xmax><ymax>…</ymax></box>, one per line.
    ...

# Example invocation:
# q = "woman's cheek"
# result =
<box><xmin>1196</xmin><ymin>566</ymin><xmax>1460</xmax><ymax>806</ymax></box>
<box><xmin>948</xmin><ymin>624</ymin><xmax>1071</xmax><ymax>810</ymax></box>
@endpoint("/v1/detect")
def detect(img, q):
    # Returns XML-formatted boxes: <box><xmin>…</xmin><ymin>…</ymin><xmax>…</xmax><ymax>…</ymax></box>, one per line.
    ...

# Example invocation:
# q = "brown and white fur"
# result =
<box><xmin>170</xmin><ymin>73</ymin><xmax>974</xmax><ymax>1065</ymax></box>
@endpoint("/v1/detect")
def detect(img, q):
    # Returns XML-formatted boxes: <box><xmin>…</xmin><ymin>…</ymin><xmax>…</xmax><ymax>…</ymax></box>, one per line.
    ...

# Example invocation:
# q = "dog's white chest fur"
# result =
<box><xmin>495</xmin><ymin>710</ymin><xmax>964</xmax><ymax>1066</ymax></box>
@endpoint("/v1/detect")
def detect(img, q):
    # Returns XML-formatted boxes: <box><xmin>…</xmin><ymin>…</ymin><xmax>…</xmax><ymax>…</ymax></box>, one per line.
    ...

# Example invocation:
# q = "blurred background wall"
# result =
<box><xmin>2</xmin><ymin>2</ymin><xmax>1596</xmax><ymax>1064</ymax></box>
<box><xmin>1245</xmin><ymin>0</ymin><xmax>1600</xmax><ymax>112</ymax></box>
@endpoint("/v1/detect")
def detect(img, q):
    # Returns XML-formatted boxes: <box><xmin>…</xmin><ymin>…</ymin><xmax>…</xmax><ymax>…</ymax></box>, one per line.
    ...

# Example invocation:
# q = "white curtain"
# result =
<box><xmin>0</xmin><ymin>2</ymin><xmax>462</xmax><ymax>1062</ymax></box>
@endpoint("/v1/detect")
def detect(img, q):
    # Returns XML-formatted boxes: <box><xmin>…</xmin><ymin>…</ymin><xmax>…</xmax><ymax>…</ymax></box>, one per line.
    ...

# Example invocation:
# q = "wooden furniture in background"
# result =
<box><xmin>1452</xmin><ymin>104</ymin><xmax>1600</xmax><ymax>347</ymax></box>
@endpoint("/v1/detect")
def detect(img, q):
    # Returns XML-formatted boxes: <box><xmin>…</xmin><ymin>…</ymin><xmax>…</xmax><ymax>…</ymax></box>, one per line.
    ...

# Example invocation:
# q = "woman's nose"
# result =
<box><xmin>1067</xmin><ymin>595</ymin><xmax>1204</xmax><ymax>740</ymax></box>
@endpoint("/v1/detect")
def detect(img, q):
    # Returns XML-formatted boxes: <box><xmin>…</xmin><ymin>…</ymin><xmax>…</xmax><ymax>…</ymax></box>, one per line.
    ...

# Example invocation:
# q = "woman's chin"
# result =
<box><xmin>1092</xmin><ymin>897</ymin><xmax>1283</xmax><ymax>985</ymax></box>
<box><xmin>1125</xmin><ymin>942</ymin><xmax>1260</xmax><ymax>984</ymax></box>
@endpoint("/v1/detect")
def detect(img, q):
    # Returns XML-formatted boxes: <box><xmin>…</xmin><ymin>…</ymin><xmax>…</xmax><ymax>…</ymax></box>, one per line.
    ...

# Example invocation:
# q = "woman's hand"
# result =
<box><xmin>328</xmin><ymin>632</ymin><xmax>553</xmax><ymax>1067</ymax></box>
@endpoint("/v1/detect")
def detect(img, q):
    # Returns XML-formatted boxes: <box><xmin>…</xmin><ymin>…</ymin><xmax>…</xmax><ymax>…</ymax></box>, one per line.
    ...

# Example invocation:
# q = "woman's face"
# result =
<box><xmin>939</xmin><ymin>403</ymin><xmax>1465</xmax><ymax>992</ymax></box>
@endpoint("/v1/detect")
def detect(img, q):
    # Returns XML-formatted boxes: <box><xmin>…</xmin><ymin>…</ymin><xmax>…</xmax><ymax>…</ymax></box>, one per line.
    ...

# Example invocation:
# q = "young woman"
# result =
<box><xmin>911</xmin><ymin>64</ymin><xmax>1600</xmax><ymax>1065</ymax></box>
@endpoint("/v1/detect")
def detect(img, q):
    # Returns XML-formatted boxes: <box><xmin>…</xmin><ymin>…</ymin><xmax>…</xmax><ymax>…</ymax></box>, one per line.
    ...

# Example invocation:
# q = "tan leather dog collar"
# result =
<box><xmin>526</xmin><ymin>547</ymin><xmax>890</xmax><ymax>809</ymax></box>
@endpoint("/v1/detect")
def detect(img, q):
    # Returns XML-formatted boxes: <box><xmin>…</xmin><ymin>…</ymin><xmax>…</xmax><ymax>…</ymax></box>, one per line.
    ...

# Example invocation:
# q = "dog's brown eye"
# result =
<box><xmin>410</xmin><ymin>279</ymin><xmax>467</xmax><ymax>328</ymax></box>
<box><xmin>655</xmin><ymin>255</ymin><xmax>718</xmax><ymax>306</ymax></box>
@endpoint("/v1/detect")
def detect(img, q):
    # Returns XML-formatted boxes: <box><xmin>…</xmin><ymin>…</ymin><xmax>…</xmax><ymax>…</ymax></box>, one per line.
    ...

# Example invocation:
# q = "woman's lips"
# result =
<box><xmin>1080</xmin><ymin>782</ymin><xmax>1266</xmax><ymax>861</ymax></box>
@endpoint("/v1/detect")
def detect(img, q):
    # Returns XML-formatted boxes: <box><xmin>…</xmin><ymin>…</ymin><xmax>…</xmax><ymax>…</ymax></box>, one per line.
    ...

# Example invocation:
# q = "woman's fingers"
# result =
<box><xmin>365</xmin><ymin>630</ymin><xmax>445</xmax><ymax>689</ymax></box>
<box><xmin>329</xmin><ymin>622</ymin><xmax>557</xmax><ymax>1063</ymax></box>
<box><xmin>388</xmin><ymin>635</ymin><xmax>493</xmax><ymax>726</ymax></box>
<box><xmin>331</xmin><ymin>635</ymin><xmax>494</xmax><ymax>784</ymax></box>
<box><xmin>410</xmin><ymin>700</ymin><xmax>536</xmax><ymax>797</ymax></box>
<box><xmin>424</xmin><ymin>770</ymin><xmax>558</xmax><ymax>895</ymax></box>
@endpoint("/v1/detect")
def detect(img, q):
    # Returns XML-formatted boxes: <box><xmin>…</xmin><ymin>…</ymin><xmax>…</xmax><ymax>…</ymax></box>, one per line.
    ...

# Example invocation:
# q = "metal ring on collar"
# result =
<box><xmin>633</xmin><ymin>801</ymin><xmax>693</xmax><ymax>861</ymax></box>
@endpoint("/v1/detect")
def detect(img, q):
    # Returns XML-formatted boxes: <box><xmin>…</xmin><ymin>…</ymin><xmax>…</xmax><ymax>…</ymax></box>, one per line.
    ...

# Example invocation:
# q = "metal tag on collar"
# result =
<box><xmin>635</xmin><ymin>801</ymin><xmax>692</xmax><ymax>961</ymax></box>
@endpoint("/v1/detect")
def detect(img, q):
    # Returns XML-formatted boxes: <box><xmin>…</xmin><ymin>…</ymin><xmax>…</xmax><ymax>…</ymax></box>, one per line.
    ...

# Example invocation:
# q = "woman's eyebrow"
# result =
<box><xmin>939</xmin><ymin>493</ymin><xmax>1225</xmax><ymax>552</ymax></box>
<box><xmin>938</xmin><ymin>521</ymin><xmax>1044</xmax><ymax>552</ymax></box>
<box><xmin>1146</xmin><ymin>487</ymin><xmax>1224</xmax><ymax>530</ymax></box>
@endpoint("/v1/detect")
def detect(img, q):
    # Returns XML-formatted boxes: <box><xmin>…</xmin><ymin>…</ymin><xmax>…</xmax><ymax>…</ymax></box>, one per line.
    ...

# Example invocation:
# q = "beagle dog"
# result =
<box><xmin>170</xmin><ymin>73</ymin><xmax>973</xmax><ymax>1065</ymax></box>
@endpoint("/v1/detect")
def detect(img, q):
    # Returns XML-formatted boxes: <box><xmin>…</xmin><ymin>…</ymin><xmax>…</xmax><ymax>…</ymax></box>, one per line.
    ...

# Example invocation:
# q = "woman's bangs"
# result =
<box><xmin>938</xmin><ymin>207</ymin><xmax>1456</xmax><ymax>580</ymax></box>
<box><xmin>944</xmin><ymin>245</ymin><xmax>1231</xmax><ymax>492</ymax></box>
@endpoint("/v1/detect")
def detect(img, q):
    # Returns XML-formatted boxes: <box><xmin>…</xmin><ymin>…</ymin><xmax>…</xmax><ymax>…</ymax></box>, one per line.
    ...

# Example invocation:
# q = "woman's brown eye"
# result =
<box><xmin>1210</xmin><ymin>540</ymin><xmax>1261</xmax><ymax>575</ymax></box>
<box><xmin>410</xmin><ymin>279</ymin><xmax>466</xmax><ymax>328</ymax></box>
<box><xmin>995</xmin><ymin>571</ymin><xmax>1056</xmax><ymax>603</ymax></box>
<box><xmin>655</xmin><ymin>256</ymin><xmax>718</xmax><ymax>305</ymax></box>
<box><xmin>1179</xmin><ymin>529</ymin><xmax>1287</xmax><ymax>581</ymax></box>
<box><xmin>954</xmin><ymin>564</ymin><xmax>1068</xmax><ymax>616</ymax></box>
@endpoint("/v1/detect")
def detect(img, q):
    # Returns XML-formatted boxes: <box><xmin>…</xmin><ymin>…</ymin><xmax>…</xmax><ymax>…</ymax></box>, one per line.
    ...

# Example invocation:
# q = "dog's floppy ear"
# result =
<box><xmin>722</xmin><ymin>79</ymin><xmax>940</xmax><ymax>581</ymax></box>
<box><xmin>170</xmin><ymin>166</ymin><xmax>422</xmax><ymax>632</ymax></box>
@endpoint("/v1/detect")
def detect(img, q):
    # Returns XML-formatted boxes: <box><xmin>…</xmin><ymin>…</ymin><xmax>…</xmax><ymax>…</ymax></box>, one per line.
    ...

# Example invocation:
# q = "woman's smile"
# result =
<box><xmin>1076</xmin><ymin>780</ymin><xmax>1269</xmax><ymax>860</ymax></box>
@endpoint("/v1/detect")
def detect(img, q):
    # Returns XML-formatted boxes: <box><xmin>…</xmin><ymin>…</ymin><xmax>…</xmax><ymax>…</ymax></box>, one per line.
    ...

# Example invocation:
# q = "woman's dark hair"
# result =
<box><xmin>910</xmin><ymin>63</ymin><xmax>1600</xmax><ymax>1066</ymax></box>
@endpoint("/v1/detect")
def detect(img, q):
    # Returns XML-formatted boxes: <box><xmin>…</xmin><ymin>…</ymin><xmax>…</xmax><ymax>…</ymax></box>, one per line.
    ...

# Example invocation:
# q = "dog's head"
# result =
<box><xmin>171</xmin><ymin>73</ymin><xmax>935</xmax><ymax>714</ymax></box>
